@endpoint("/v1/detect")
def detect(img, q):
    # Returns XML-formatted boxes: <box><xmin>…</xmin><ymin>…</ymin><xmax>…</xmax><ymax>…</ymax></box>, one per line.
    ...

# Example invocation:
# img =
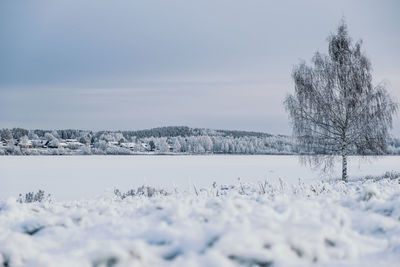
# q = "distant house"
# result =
<box><xmin>141</xmin><ymin>143</ymin><xmax>150</xmax><ymax>151</ymax></box>
<box><xmin>59</xmin><ymin>142</ymin><xmax>68</xmax><ymax>148</ymax></box>
<box><xmin>42</xmin><ymin>140</ymin><xmax>49</xmax><ymax>148</ymax></box>
<box><xmin>0</xmin><ymin>140</ymin><xmax>8</xmax><ymax>147</ymax></box>
<box><xmin>67</xmin><ymin>141</ymin><xmax>84</xmax><ymax>150</ymax></box>
<box><xmin>31</xmin><ymin>139</ymin><xmax>47</xmax><ymax>148</ymax></box>
<box><xmin>167</xmin><ymin>143</ymin><xmax>173</xmax><ymax>152</ymax></box>
<box><xmin>121</xmin><ymin>142</ymin><xmax>136</xmax><ymax>150</ymax></box>
<box><xmin>18</xmin><ymin>139</ymin><xmax>33</xmax><ymax>148</ymax></box>
<box><xmin>47</xmin><ymin>142</ymin><xmax>57</xmax><ymax>148</ymax></box>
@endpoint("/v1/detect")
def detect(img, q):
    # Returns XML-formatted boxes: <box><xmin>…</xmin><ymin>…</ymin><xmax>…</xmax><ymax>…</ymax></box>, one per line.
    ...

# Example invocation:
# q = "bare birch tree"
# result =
<box><xmin>284</xmin><ymin>20</ymin><xmax>398</xmax><ymax>182</ymax></box>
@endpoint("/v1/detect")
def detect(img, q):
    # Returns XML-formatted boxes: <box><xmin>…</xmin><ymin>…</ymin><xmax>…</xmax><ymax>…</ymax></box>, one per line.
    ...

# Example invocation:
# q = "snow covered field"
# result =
<box><xmin>1</xmin><ymin>156</ymin><xmax>400</xmax><ymax>266</ymax></box>
<box><xmin>0</xmin><ymin>155</ymin><xmax>399</xmax><ymax>200</ymax></box>
<box><xmin>1</xmin><ymin>176</ymin><xmax>400</xmax><ymax>266</ymax></box>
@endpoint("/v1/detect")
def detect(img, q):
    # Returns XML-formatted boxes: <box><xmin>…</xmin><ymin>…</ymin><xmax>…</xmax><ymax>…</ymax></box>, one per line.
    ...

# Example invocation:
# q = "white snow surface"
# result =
<box><xmin>1</xmin><ymin>178</ymin><xmax>400</xmax><ymax>267</ymax></box>
<box><xmin>1</xmin><ymin>155</ymin><xmax>400</xmax><ymax>200</ymax></box>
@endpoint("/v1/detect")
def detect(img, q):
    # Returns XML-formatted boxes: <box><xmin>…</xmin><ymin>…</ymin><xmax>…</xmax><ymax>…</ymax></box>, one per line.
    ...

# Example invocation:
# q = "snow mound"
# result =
<box><xmin>1</xmin><ymin>178</ymin><xmax>400</xmax><ymax>266</ymax></box>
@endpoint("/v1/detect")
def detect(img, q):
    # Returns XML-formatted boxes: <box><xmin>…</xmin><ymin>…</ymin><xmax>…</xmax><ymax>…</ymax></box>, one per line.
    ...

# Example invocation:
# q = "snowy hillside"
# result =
<box><xmin>1</xmin><ymin>175</ymin><xmax>400</xmax><ymax>266</ymax></box>
<box><xmin>2</xmin><ymin>127</ymin><xmax>400</xmax><ymax>156</ymax></box>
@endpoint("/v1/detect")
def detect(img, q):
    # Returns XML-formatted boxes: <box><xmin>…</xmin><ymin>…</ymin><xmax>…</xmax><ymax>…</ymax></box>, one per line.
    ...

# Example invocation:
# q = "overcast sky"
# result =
<box><xmin>0</xmin><ymin>0</ymin><xmax>399</xmax><ymax>135</ymax></box>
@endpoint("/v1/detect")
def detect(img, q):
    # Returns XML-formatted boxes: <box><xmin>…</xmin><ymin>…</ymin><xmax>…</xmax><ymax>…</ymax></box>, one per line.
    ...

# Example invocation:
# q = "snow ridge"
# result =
<box><xmin>1</xmin><ymin>178</ymin><xmax>400</xmax><ymax>267</ymax></box>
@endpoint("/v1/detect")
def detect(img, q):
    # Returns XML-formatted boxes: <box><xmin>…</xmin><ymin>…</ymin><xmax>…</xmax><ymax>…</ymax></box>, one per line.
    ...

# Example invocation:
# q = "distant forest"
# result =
<box><xmin>1</xmin><ymin>126</ymin><xmax>400</xmax><ymax>155</ymax></box>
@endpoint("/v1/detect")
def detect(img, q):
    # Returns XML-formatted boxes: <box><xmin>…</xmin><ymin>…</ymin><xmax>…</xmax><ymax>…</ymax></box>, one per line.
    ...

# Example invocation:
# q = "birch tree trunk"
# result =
<box><xmin>341</xmin><ymin>141</ymin><xmax>348</xmax><ymax>182</ymax></box>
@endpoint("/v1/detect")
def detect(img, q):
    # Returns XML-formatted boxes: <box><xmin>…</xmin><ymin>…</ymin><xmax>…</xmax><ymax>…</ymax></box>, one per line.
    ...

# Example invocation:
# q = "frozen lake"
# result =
<box><xmin>1</xmin><ymin>155</ymin><xmax>399</xmax><ymax>200</ymax></box>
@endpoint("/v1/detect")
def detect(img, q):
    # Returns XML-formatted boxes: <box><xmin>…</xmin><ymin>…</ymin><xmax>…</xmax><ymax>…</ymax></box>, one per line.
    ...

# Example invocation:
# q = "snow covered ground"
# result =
<box><xmin>1</xmin><ymin>155</ymin><xmax>399</xmax><ymax>200</ymax></box>
<box><xmin>1</xmin><ymin>176</ymin><xmax>400</xmax><ymax>266</ymax></box>
<box><xmin>1</xmin><ymin>155</ymin><xmax>399</xmax><ymax>266</ymax></box>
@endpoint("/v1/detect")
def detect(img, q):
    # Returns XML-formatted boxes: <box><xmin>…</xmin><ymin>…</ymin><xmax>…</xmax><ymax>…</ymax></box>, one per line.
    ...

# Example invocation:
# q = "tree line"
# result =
<box><xmin>0</xmin><ymin>126</ymin><xmax>399</xmax><ymax>156</ymax></box>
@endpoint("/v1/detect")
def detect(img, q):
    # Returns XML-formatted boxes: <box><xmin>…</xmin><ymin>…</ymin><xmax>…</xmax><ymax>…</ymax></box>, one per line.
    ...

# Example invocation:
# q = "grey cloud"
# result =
<box><xmin>0</xmin><ymin>0</ymin><xmax>399</xmax><ymax>134</ymax></box>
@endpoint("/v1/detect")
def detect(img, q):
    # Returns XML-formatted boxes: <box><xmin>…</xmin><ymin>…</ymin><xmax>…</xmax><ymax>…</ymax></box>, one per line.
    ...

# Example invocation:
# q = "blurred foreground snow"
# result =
<box><xmin>1</xmin><ymin>176</ymin><xmax>400</xmax><ymax>267</ymax></box>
